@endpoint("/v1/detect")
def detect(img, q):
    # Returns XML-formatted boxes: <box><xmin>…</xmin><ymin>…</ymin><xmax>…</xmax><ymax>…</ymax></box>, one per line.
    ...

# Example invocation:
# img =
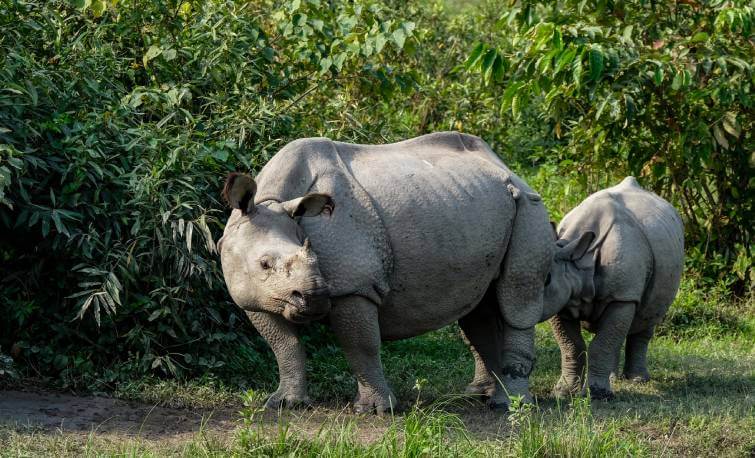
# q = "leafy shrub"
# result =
<box><xmin>0</xmin><ymin>0</ymin><xmax>415</xmax><ymax>385</ymax></box>
<box><xmin>463</xmin><ymin>0</ymin><xmax>754</xmax><ymax>292</ymax></box>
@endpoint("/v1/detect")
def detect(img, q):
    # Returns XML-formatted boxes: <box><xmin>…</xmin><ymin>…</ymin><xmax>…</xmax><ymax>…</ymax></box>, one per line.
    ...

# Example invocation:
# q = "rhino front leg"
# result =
<box><xmin>329</xmin><ymin>296</ymin><xmax>397</xmax><ymax>415</ymax></box>
<box><xmin>550</xmin><ymin>314</ymin><xmax>586</xmax><ymax>398</ymax></box>
<box><xmin>623</xmin><ymin>326</ymin><xmax>654</xmax><ymax>382</ymax></box>
<box><xmin>246</xmin><ymin>311</ymin><xmax>311</xmax><ymax>409</ymax></box>
<box><xmin>490</xmin><ymin>323</ymin><xmax>535</xmax><ymax>409</ymax></box>
<box><xmin>587</xmin><ymin>301</ymin><xmax>636</xmax><ymax>400</ymax></box>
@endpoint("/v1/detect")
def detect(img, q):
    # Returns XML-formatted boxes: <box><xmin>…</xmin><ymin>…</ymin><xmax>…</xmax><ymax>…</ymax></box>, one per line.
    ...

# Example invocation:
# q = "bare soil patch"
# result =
<box><xmin>0</xmin><ymin>390</ymin><xmax>237</xmax><ymax>439</ymax></box>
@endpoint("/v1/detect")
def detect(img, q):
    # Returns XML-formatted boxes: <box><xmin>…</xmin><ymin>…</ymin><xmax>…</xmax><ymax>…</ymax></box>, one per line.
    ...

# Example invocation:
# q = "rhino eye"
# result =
<box><xmin>260</xmin><ymin>257</ymin><xmax>273</xmax><ymax>270</ymax></box>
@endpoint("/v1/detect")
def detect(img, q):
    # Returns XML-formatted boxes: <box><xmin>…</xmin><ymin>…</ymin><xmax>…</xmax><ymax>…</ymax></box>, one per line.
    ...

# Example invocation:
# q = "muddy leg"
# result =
<box><xmin>459</xmin><ymin>293</ymin><xmax>501</xmax><ymax>400</ymax></box>
<box><xmin>587</xmin><ymin>301</ymin><xmax>636</xmax><ymax>400</ymax></box>
<box><xmin>329</xmin><ymin>296</ymin><xmax>397</xmax><ymax>415</ymax></box>
<box><xmin>247</xmin><ymin>311</ymin><xmax>310</xmax><ymax>409</ymax></box>
<box><xmin>623</xmin><ymin>326</ymin><xmax>654</xmax><ymax>382</ymax></box>
<box><xmin>550</xmin><ymin>314</ymin><xmax>586</xmax><ymax>398</ymax></box>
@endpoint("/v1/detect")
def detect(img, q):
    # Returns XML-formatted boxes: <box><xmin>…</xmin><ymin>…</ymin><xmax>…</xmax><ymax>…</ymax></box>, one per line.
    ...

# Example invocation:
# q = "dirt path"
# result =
<box><xmin>0</xmin><ymin>390</ymin><xmax>238</xmax><ymax>439</ymax></box>
<box><xmin>0</xmin><ymin>389</ymin><xmax>510</xmax><ymax>444</ymax></box>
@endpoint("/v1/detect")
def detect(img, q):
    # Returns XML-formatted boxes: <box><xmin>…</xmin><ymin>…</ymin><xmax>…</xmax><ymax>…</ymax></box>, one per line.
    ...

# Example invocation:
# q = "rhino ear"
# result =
<box><xmin>223</xmin><ymin>173</ymin><xmax>257</xmax><ymax>215</ymax></box>
<box><xmin>557</xmin><ymin>231</ymin><xmax>596</xmax><ymax>262</ymax></box>
<box><xmin>282</xmin><ymin>193</ymin><xmax>334</xmax><ymax>218</ymax></box>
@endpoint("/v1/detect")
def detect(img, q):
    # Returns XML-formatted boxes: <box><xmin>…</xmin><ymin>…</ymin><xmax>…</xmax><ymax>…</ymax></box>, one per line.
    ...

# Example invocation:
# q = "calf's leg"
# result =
<box><xmin>550</xmin><ymin>314</ymin><xmax>586</xmax><ymax>398</ymax></box>
<box><xmin>623</xmin><ymin>326</ymin><xmax>654</xmax><ymax>382</ymax></box>
<box><xmin>587</xmin><ymin>301</ymin><xmax>636</xmax><ymax>400</ymax></box>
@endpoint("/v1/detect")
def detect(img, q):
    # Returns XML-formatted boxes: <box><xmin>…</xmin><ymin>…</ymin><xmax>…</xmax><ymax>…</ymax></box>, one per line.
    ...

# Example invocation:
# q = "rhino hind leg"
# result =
<box><xmin>587</xmin><ymin>301</ymin><xmax>636</xmax><ymax>400</ymax></box>
<box><xmin>459</xmin><ymin>291</ymin><xmax>501</xmax><ymax>400</ymax></box>
<box><xmin>623</xmin><ymin>326</ymin><xmax>654</xmax><ymax>382</ymax></box>
<box><xmin>550</xmin><ymin>314</ymin><xmax>586</xmax><ymax>398</ymax></box>
<box><xmin>329</xmin><ymin>295</ymin><xmax>397</xmax><ymax>415</ymax></box>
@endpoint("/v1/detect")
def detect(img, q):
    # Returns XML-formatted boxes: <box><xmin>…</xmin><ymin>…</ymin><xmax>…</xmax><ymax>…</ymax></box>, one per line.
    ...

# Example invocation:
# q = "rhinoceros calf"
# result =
<box><xmin>541</xmin><ymin>176</ymin><xmax>684</xmax><ymax>400</ymax></box>
<box><xmin>218</xmin><ymin>132</ymin><xmax>553</xmax><ymax>413</ymax></box>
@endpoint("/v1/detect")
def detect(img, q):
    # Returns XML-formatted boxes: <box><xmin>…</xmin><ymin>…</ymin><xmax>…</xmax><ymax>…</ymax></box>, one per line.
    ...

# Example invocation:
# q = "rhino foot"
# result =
<box><xmin>352</xmin><ymin>391</ymin><xmax>399</xmax><ymax>416</ymax></box>
<box><xmin>623</xmin><ymin>370</ymin><xmax>650</xmax><ymax>383</ymax></box>
<box><xmin>588</xmin><ymin>385</ymin><xmax>615</xmax><ymax>401</ymax></box>
<box><xmin>264</xmin><ymin>390</ymin><xmax>312</xmax><ymax>410</ymax></box>
<box><xmin>552</xmin><ymin>377</ymin><xmax>582</xmax><ymax>399</ymax></box>
<box><xmin>487</xmin><ymin>378</ymin><xmax>534</xmax><ymax>413</ymax></box>
<box><xmin>464</xmin><ymin>381</ymin><xmax>496</xmax><ymax>398</ymax></box>
<box><xmin>486</xmin><ymin>397</ymin><xmax>509</xmax><ymax>412</ymax></box>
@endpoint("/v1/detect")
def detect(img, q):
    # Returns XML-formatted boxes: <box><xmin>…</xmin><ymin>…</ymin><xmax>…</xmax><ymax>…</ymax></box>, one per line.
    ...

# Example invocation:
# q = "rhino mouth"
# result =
<box><xmin>278</xmin><ymin>289</ymin><xmax>331</xmax><ymax>323</ymax></box>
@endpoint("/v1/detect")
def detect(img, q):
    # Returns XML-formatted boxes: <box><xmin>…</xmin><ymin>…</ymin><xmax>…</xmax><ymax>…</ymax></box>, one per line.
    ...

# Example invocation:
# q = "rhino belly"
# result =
<box><xmin>345</xmin><ymin>151</ymin><xmax>515</xmax><ymax>340</ymax></box>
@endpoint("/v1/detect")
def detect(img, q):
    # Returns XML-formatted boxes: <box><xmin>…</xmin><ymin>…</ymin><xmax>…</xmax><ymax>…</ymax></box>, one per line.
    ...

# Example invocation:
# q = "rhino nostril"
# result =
<box><xmin>290</xmin><ymin>290</ymin><xmax>304</xmax><ymax>307</ymax></box>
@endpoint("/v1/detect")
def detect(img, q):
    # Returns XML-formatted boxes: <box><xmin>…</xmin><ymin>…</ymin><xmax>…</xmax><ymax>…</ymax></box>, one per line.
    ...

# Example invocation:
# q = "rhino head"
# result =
<box><xmin>542</xmin><ymin>230</ymin><xmax>597</xmax><ymax>320</ymax></box>
<box><xmin>218</xmin><ymin>173</ymin><xmax>333</xmax><ymax>323</ymax></box>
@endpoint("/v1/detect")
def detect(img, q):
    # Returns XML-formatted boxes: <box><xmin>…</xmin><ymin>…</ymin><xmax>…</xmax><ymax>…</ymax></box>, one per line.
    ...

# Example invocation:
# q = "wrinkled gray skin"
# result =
<box><xmin>468</xmin><ymin>178</ymin><xmax>685</xmax><ymax>401</ymax></box>
<box><xmin>219</xmin><ymin>132</ymin><xmax>553</xmax><ymax>414</ymax></box>
<box><xmin>541</xmin><ymin>177</ymin><xmax>684</xmax><ymax>400</ymax></box>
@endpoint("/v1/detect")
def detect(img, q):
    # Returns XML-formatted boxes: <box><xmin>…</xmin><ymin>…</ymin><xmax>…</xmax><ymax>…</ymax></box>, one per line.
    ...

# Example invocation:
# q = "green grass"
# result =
<box><xmin>1</xmin><ymin>282</ymin><xmax>753</xmax><ymax>456</ymax></box>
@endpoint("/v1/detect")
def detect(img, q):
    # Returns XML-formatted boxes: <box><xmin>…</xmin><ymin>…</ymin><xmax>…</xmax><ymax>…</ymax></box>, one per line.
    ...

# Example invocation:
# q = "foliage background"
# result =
<box><xmin>0</xmin><ymin>0</ymin><xmax>752</xmax><ymax>388</ymax></box>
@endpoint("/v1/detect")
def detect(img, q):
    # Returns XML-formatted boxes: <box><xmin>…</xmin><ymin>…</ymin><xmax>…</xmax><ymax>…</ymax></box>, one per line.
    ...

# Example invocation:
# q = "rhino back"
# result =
<box><xmin>607</xmin><ymin>177</ymin><xmax>684</xmax><ymax>326</ymax></box>
<box><xmin>559</xmin><ymin>177</ymin><xmax>684</xmax><ymax>328</ymax></box>
<box><xmin>333</xmin><ymin>132</ymin><xmax>517</xmax><ymax>338</ymax></box>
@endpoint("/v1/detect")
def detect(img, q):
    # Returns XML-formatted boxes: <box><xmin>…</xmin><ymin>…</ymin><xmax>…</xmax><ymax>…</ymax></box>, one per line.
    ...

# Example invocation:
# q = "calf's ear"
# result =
<box><xmin>223</xmin><ymin>173</ymin><xmax>257</xmax><ymax>215</ymax></box>
<box><xmin>282</xmin><ymin>193</ymin><xmax>334</xmax><ymax>218</ymax></box>
<box><xmin>557</xmin><ymin>231</ymin><xmax>596</xmax><ymax>261</ymax></box>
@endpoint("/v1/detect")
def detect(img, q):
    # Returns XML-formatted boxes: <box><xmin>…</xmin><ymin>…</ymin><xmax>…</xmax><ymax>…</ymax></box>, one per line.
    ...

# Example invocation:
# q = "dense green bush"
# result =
<box><xmin>462</xmin><ymin>0</ymin><xmax>753</xmax><ymax>291</ymax></box>
<box><xmin>0</xmin><ymin>0</ymin><xmax>416</xmax><ymax>385</ymax></box>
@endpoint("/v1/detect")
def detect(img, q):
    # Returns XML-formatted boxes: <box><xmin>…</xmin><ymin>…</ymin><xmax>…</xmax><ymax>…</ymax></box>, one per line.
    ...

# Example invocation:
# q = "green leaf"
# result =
<box><xmin>481</xmin><ymin>49</ymin><xmax>497</xmax><ymax>83</ymax></box>
<box><xmin>333</xmin><ymin>52</ymin><xmax>347</xmax><ymax>71</ymax></box>
<box><xmin>690</xmin><ymin>32</ymin><xmax>709</xmax><ymax>43</ymax></box>
<box><xmin>375</xmin><ymin>34</ymin><xmax>387</xmax><ymax>53</ymax></box>
<box><xmin>392</xmin><ymin>28</ymin><xmax>406</xmax><ymax>49</ymax></box>
<box><xmin>653</xmin><ymin>67</ymin><xmax>664</xmax><ymax>86</ymax></box>
<box><xmin>162</xmin><ymin>48</ymin><xmax>177</xmax><ymax>61</ymax></box>
<box><xmin>713</xmin><ymin>125</ymin><xmax>729</xmax><ymax>149</ymax></box>
<box><xmin>622</xmin><ymin>25</ymin><xmax>633</xmax><ymax>41</ymax></box>
<box><xmin>552</xmin><ymin>28</ymin><xmax>563</xmax><ymax>50</ymax></box>
<box><xmin>722</xmin><ymin>112</ymin><xmax>741</xmax><ymax>138</ymax></box>
<box><xmin>464</xmin><ymin>42</ymin><xmax>485</xmax><ymax>70</ymax></box>
<box><xmin>572</xmin><ymin>59</ymin><xmax>583</xmax><ymax>86</ymax></box>
<box><xmin>671</xmin><ymin>70</ymin><xmax>683</xmax><ymax>90</ymax></box>
<box><xmin>595</xmin><ymin>95</ymin><xmax>610</xmax><ymax>120</ymax></box>
<box><xmin>310</xmin><ymin>19</ymin><xmax>324</xmax><ymax>32</ymax></box>
<box><xmin>72</xmin><ymin>0</ymin><xmax>92</xmax><ymax>10</ymax></box>
<box><xmin>142</xmin><ymin>45</ymin><xmax>162</xmax><ymax>67</ymax></box>
<box><xmin>319</xmin><ymin>56</ymin><xmax>332</xmax><ymax>74</ymax></box>
<box><xmin>588</xmin><ymin>49</ymin><xmax>604</xmax><ymax>81</ymax></box>
<box><xmin>554</xmin><ymin>47</ymin><xmax>577</xmax><ymax>75</ymax></box>
<box><xmin>492</xmin><ymin>55</ymin><xmax>506</xmax><ymax>83</ymax></box>
<box><xmin>91</xmin><ymin>0</ymin><xmax>106</xmax><ymax>16</ymax></box>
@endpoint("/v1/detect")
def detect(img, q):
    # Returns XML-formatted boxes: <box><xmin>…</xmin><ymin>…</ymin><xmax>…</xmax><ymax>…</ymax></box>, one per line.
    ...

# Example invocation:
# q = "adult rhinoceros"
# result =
<box><xmin>218</xmin><ymin>132</ymin><xmax>553</xmax><ymax>413</ymax></box>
